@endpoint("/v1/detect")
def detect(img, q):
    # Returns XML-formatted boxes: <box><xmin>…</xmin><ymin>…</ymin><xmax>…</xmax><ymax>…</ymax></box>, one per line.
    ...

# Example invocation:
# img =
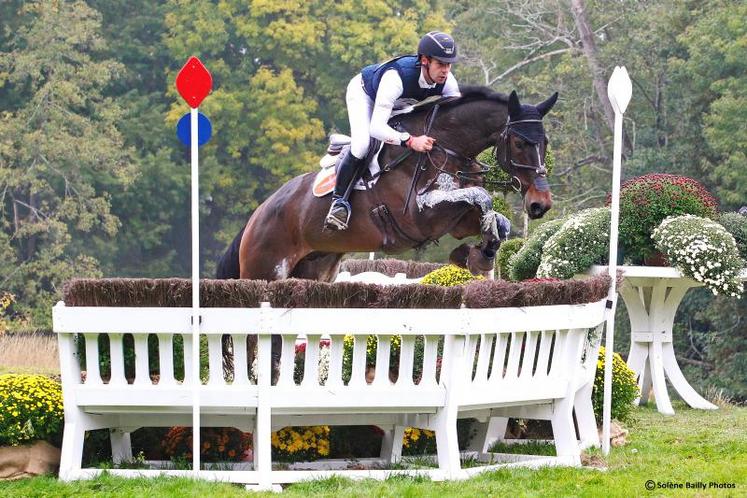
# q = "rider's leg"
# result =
<box><xmin>325</xmin><ymin>74</ymin><xmax>373</xmax><ymax>230</ymax></box>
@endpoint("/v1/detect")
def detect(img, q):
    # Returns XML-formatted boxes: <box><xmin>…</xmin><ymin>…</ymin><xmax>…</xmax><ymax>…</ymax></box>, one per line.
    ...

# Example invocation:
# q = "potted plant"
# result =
<box><xmin>652</xmin><ymin>214</ymin><xmax>744</xmax><ymax>296</ymax></box>
<box><xmin>0</xmin><ymin>374</ymin><xmax>64</xmax><ymax>479</ymax></box>
<box><xmin>613</xmin><ymin>174</ymin><xmax>718</xmax><ymax>265</ymax></box>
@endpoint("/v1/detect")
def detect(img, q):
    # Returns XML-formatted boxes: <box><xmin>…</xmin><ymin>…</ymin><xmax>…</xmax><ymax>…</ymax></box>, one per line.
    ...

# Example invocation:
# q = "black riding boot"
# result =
<box><xmin>324</xmin><ymin>151</ymin><xmax>365</xmax><ymax>230</ymax></box>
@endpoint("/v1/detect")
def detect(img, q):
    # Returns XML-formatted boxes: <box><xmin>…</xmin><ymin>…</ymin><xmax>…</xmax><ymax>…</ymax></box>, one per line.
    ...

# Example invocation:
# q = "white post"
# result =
<box><xmin>190</xmin><ymin>106</ymin><xmax>201</xmax><ymax>474</ymax></box>
<box><xmin>603</xmin><ymin>66</ymin><xmax>632</xmax><ymax>455</ymax></box>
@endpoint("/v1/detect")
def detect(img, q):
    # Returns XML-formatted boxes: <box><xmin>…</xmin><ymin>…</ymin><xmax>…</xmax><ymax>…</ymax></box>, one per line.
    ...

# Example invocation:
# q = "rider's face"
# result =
<box><xmin>421</xmin><ymin>57</ymin><xmax>452</xmax><ymax>85</ymax></box>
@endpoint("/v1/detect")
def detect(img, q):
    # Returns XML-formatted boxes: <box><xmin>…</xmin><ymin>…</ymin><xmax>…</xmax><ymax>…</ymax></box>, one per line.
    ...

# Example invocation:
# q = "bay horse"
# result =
<box><xmin>216</xmin><ymin>87</ymin><xmax>557</xmax><ymax>281</ymax></box>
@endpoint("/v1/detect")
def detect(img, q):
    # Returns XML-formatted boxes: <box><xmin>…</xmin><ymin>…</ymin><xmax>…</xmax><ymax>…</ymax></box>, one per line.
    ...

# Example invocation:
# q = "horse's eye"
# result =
<box><xmin>515</xmin><ymin>140</ymin><xmax>525</xmax><ymax>150</ymax></box>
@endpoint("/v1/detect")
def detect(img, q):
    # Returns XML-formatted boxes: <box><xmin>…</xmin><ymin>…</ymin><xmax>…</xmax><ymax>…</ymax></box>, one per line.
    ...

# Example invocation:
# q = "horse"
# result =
<box><xmin>216</xmin><ymin>87</ymin><xmax>558</xmax><ymax>282</ymax></box>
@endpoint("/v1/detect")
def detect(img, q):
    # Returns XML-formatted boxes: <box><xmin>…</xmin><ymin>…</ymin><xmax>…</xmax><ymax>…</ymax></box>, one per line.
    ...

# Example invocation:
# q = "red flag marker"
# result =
<box><xmin>176</xmin><ymin>56</ymin><xmax>212</xmax><ymax>108</ymax></box>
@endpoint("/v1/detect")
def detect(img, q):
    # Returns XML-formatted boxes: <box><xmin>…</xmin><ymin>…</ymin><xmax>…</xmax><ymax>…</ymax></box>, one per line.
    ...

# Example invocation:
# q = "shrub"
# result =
<box><xmin>496</xmin><ymin>238</ymin><xmax>524</xmax><ymax>280</ymax></box>
<box><xmin>537</xmin><ymin>207</ymin><xmax>610</xmax><ymax>279</ymax></box>
<box><xmin>591</xmin><ymin>347</ymin><xmax>640</xmax><ymax>423</ymax></box>
<box><xmin>161</xmin><ymin>426</ymin><xmax>252</xmax><ymax>462</ymax></box>
<box><xmin>492</xmin><ymin>195</ymin><xmax>512</xmax><ymax>220</ymax></box>
<box><xmin>614</xmin><ymin>174</ymin><xmax>718</xmax><ymax>263</ymax></box>
<box><xmin>719</xmin><ymin>212</ymin><xmax>747</xmax><ymax>260</ymax></box>
<box><xmin>0</xmin><ymin>374</ymin><xmax>64</xmax><ymax>446</ymax></box>
<box><xmin>1</xmin><ymin>293</ymin><xmax>15</xmax><ymax>334</ymax></box>
<box><xmin>421</xmin><ymin>264</ymin><xmax>483</xmax><ymax>286</ymax></box>
<box><xmin>508</xmin><ymin>218</ymin><xmax>565</xmax><ymax>281</ymax></box>
<box><xmin>652</xmin><ymin>215</ymin><xmax>744</xmax><ymax>296</ymax></box>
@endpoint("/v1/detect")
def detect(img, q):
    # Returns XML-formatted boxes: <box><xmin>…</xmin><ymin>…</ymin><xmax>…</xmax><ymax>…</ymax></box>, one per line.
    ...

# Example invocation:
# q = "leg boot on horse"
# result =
<box><xmin>324</xmin><ymin>151</ymin><xmax>367</xmax><ymax>231</ymax></box>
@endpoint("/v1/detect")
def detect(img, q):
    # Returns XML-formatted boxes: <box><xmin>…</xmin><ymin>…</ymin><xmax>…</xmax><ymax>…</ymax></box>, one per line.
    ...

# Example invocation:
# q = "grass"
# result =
<box><xmin>488</xmin><ymin>440</ymin><xmax>556</xmax><ymax>456</ymax></box>
<box><xmin>1</xmin><ymin>402</ymin><xmax>744</xmax><ymax>496</ymax></box>
<box><xmin>0</xmin><ymin>333</ymin><xmax>59</xmax><ymax>376</ymax></box>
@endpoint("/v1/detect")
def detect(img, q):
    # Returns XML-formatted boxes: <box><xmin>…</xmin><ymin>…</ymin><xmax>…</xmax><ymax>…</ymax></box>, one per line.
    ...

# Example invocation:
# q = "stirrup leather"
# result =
<box><xmin>324</xmin><ymin>198</ymin><xmax>352</xmax><ymax>230</ymax></box>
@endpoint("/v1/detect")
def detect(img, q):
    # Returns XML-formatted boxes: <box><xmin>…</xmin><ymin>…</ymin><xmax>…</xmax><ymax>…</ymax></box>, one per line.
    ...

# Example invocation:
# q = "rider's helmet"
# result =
<box><xmin>417</xmin><ymin>31</ymin><xmax>458</xmax><ymax>63</ymax></box>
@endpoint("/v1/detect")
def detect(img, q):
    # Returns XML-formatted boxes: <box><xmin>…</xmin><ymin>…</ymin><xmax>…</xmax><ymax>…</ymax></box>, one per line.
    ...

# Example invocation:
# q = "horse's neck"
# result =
<box><xmin>429</xmin><ymin>100</ymin><xmax>507</xmax><ymax>158</ymax></box>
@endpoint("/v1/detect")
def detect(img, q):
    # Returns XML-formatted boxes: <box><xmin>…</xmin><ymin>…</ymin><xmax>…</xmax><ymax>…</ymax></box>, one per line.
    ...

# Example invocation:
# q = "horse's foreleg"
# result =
<box><xmin>417</xmin><ymin>178</ymin><xmax>510</xmax><ymax>273</ymax></box>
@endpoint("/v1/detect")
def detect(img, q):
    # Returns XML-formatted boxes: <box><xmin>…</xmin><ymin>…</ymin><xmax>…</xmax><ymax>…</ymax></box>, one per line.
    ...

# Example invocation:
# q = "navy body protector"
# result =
<box><xmin>361</xmin><ymin>55</ymin><xmax>445</xmax><ymax>101</ymax></box>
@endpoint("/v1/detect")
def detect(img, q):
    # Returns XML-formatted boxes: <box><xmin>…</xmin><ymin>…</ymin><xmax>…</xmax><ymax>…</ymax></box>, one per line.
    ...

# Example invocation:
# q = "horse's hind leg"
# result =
<box><xmin>290</xmin><ymin>252</ymin><xmax>344</xmax><ymax>282</ymax></box>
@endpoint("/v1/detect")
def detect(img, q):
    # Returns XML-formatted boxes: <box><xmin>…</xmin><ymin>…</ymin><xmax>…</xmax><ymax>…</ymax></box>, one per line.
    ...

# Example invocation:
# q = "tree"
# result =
<box><xmin>0</xmin><ymin>1</ymin><xmax>135</xmax><ymax>327</ymax></box>
<box><xmin>672</xmin><ymin>0</ymin><xmax>747</xmax><ymax>210</ymax></box>
<box><xmin>162</xmin><ymin>0</ymin><xmax>452</xmax><ymax>273</ymax></box>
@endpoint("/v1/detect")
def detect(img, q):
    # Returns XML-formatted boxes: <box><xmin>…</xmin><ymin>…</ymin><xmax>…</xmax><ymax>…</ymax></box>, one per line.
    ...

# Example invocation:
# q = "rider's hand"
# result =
<box><xmin>408</xmin><ymin>135</ymin><xmax>435</xmax><ymax>152</ymax></box>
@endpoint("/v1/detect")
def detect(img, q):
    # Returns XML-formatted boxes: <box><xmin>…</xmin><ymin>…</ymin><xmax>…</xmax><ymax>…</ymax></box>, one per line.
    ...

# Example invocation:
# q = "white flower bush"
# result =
<box><xmin>652</xmin><ymin>214</ymin><xmax>744</xmax><ymax>296</ymax></box>
<box><xmin>537</xmin><ymin>207</ymin><xmax>610</xmax><ymax>279</ymax></box>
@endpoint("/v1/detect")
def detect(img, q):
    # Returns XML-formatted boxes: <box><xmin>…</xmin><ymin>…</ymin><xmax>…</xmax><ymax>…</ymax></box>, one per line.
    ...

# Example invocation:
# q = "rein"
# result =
<box><xmin>374</xmin><ymin>101</ymin><xmax>551</xmax><ymax>201</ymax></box>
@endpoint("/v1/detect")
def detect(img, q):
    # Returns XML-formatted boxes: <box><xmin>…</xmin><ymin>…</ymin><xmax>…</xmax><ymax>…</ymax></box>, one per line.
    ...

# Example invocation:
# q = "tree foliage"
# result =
<box><xmin>0</xmin><ymin>1</ymin><xmax>135</xmax><ymax>325</ymax></box>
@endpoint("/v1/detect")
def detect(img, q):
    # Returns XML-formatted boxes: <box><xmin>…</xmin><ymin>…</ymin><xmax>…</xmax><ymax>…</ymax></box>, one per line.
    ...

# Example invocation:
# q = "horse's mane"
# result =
<box><xmin>446</xmin><ymin>86</ymin><xmax>509</xmax><ymax>107</ymax></box>
<box><xmin>404</xmin><ymin>86</ymin><xmax>508</xmax><ymax>116</ymax></box>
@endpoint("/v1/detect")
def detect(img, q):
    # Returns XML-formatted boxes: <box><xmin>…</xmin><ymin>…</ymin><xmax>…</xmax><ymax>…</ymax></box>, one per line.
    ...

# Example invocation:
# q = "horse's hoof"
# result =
<box><xmin>467</xmin><ymin>246</ymin><xmax>495</xmax><ymax>273</ymax></box>
<box><xmin>448</xmin><ymin>243</ymin><xmax>471</xmax><ymax>268</ymax></box>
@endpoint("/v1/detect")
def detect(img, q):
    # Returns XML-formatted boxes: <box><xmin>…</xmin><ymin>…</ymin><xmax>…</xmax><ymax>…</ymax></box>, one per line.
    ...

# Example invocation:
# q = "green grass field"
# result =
<box><xmin>1</xmin><ymin>402</ymin><xmax>744</xmax><ymax>497</ymax></box>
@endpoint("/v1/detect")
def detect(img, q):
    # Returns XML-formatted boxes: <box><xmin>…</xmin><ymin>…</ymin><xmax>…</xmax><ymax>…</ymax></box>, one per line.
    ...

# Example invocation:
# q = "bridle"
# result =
<box><xmin>418</xmin><ymin>112</ymin><xmax>550</xmax><ymax>193</ymax></box>
<box><xmin>497</xmin><ymin>117</ymin><xmax>550</xmax><ymax>192</ymax></box>
<box><xmin>387</xmin><ymin>103</ymin><xmax>551</xmax><ymax>210</ymax></box>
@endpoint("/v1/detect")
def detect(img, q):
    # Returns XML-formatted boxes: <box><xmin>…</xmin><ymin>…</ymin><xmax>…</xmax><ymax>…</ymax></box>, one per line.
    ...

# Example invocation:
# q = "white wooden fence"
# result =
<box><xmin>54</xmin><ymin>297</ymin><xmax>606</xmax><ymax>488</ymax></box>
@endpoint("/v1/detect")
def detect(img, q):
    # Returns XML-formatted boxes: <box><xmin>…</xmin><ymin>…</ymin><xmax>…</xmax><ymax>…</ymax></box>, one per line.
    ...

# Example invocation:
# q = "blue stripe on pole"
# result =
<box><xmin>177</xmin><ymin>112</ymin><xmax>212</xmax><ymax>146</ymax></box>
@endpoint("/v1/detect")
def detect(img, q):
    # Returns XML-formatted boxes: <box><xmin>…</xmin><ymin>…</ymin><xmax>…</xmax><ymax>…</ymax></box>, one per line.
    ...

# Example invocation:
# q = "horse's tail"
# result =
<box><xmin>215</xmin><ymin>227</ymin><xmax>245</xmax><ymax>279</ymax></box>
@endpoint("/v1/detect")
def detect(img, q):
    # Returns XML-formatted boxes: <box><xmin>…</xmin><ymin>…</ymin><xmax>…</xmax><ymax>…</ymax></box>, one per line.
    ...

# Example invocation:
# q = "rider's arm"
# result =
<box><xmin>369</xmin><ymin>70</ymin><xmax>411</xmax><ymax>146</ymax></box>
<box><xmin>442</xmin><ymin>73</ymin><xmax>460</xmax><ymax>97</ymax></box>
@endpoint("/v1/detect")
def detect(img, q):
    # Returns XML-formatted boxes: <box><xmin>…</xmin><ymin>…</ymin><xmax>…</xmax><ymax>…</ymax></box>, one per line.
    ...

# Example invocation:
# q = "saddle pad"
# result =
<box><xmin>312</xmin><ymin>142</ymin><xmax>385</xmax><ymax>198</ymax></box>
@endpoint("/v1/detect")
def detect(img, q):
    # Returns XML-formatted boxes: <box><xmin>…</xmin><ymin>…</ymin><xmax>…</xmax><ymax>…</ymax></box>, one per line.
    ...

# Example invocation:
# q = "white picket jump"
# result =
<box><xmin>53</xmin><ymin>298</ymin><xmax>606</xmax><ymax>487</ymax></box>
<box><xmin>335</xmin><ymin>270</ymin><xmax>423</xmax><ymax>285</ymax></box>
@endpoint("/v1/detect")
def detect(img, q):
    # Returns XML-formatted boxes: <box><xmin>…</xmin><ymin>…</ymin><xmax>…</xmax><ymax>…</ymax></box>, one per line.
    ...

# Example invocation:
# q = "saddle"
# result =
<box><xmin>312</xmin><ymin>135</ymin><xmax>383</xmax><ymax>197</ymax></box>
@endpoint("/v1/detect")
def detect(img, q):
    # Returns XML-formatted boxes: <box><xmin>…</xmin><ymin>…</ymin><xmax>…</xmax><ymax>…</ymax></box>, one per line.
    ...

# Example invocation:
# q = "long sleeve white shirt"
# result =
<box><xmin>369</xmin><ymin>69</ymin><xmax>460</xmax><ymax>145</ymax></box>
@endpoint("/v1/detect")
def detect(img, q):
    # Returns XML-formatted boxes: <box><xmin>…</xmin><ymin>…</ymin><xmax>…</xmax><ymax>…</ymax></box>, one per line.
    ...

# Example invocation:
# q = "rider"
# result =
<box><xmin>324</xmin><ymin>31</ymin><xmax>461</xmax><ymax>230</ymax></box>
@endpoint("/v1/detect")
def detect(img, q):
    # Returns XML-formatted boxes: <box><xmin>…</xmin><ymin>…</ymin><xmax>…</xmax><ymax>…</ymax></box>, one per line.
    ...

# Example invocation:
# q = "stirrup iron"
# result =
<box><xmin>324</xmin><ymin>198</ymin><xmax>352</xmax><ymax>230</ymax></box>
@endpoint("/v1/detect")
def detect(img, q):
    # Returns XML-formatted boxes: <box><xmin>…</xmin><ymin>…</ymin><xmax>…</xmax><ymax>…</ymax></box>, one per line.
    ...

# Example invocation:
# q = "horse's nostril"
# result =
<box><xmin>530</xmin><ymin>202</ymin><xmax>543</xmax><ymax>217</ymax></box>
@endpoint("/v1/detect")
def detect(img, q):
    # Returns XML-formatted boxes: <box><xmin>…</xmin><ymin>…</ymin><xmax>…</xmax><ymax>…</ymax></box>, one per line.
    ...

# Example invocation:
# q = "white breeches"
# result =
<box><xmin>346</xmin><ymin>73</ymin><xmax>374</xmax><ymax>159</ymax></box>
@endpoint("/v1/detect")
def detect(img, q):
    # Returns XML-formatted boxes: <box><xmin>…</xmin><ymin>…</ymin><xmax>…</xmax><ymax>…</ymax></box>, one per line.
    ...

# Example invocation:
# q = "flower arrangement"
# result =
<box><xmin>614</xmin><ymin>174</ymin><xmax>718</xmax><ymax>263</ymax></box>
<box><xmin>507</xmin><ymin>218</ymin><xmax>565</xmax><ymax>281</ymax></box>
<box><xmin>496</xmin><ymin>238</ymin><xmax>524</xmax><ymax>280</ymax></box>
<box><xmin>421</xmin><ymin>264</ymin><xmax>483</xmax><ymax>286</ymax></box>
<box><xmin>0</xmin><ymin>374</ymin><xmax>64</xmax><ymax>446</ymax></box>
<box><xmin>161</xmin><ymin>426</ymin><xmax>252</xmax><ymax>462</ymax></box>
<box><xmin>652</xmin><ymin>215</ymin><xmax>744</xmax><ymax>296</ymax></box>
<box><xmin>591</xmin><ymin>347</ymin><xmax>640</xmax><ymax>423</ymax></box>
<box><xmin>272</xmin><ymin>425</ymin><xmax>330</xmax><ymax>462</ymax></box>
<box><xmin>719</xmin><ymin>212</ymin><xmax>747</xmax><ymax>260</ymax></box>
<box><xmin>536</xmin><ymin>207</ymin><xmax>610</xmax><ymax>279</ymax></box>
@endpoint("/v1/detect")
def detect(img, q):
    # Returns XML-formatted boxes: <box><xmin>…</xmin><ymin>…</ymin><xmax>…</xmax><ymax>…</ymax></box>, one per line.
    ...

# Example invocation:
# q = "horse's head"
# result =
<box><xmin>498</xmin><ymin>90</ymin><xmax>558</xmax><ymax>219</ymax></box>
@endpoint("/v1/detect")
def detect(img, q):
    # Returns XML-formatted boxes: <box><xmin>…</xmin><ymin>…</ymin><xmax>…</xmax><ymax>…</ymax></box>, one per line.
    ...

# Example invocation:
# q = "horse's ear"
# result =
<box><xmin>536</xmin><ymin>92</ymin><xmax>559</xmax><ymax>117</ymax></box>
<box><xmin>508</xmin><ymin>90</ymin><xmax>521</xmax><ymax>118</ymax></box>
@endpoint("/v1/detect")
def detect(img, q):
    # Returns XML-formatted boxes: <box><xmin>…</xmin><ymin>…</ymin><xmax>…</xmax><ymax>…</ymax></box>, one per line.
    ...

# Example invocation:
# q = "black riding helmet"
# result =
<box><xmin>417</xmin><ymin>31</ymin><xmax>458</xmax><ymax>63</ymax></box>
